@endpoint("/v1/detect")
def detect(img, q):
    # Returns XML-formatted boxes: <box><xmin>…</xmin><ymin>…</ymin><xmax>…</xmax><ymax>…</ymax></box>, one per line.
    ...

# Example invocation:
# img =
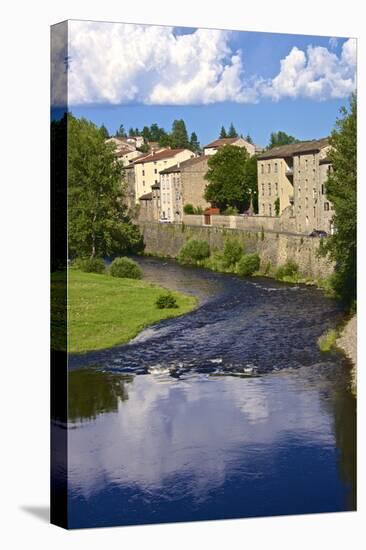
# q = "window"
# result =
<box><xmin>143</xmin><ymin>180</ymin><xmax>145</xmax><ymax>186</ymax></box>
<box><xmin>268</xmin><ymin>183</ymin><xmax>271</xmax><ymax>196</ymax></box>
<box><xmin>268</xmin><ymin>164</ymin><xmax>271</xmax><ymax>174</ymax></box>
<box><xmin>261</xmin><ymin>164</ymin><xmax>264</xmax><ymax>174</ymax></box>
<box><xmin>312</xmin><ymin>187</ymin><xmax>316</xmax><ymax>198</ymax></box>
<box><xmin>274</xmin><ymin>163</ymin><xmax>278</xmax><ymax>173</ymax></box>
<box><xmin>313</xmin><ymin>206</ymin><xmax>316</xmax><ymax>217</ymax></box>
<box><xmin>305</xmin><ymin>197</ymin><xmax>309</xmax><ymax>209</ymax></box>
<box><xmin>154</xmin><ymin>168</ymin><xmax>157</xmax><ymax>174</ymax></box>
<box><xmin>305</xmin><ymin>159</ymin><xmax>308</xmax><ymax>169</ymax></box>
<box><xmin>275</xmin><ymin>182</ymin><xmax>278</xmax><ymax>195</ymax></box>
<box><xmin>324</xmin><ymin>202</ymin><xmax>330</xmax><ymax>211</ymax></box>
<box><xmin>321</xmin><ymin>184</ymin><xmax>325</xmax><ymax>195</ymax></box>
<box><xmin>298</xmin><ymin>186</ymin><xmax>301</xmax><ymax>196</ymax></box>
<box><xmin>142</xmin><ymin>170</ymin><xmax>145</xmax><ymax>176</ymax></box>
<box><xmin>269</xmin><ymin>204</ymin><xmax>272</xmax><ymax>217</ymax></box>
<box><xmin>262</xmin><ymin>183</ymin><xmax>265</xmax><ymax>195</ymax></box>
<box><xmin>262</xmin><ymin>204</ymin><xmax>265</xmax><ymax>215</ymax></box>
<box><xmin>313</xmin><ymin>154</ymin><xmax>316</xmax><ymax>165</ymax></box>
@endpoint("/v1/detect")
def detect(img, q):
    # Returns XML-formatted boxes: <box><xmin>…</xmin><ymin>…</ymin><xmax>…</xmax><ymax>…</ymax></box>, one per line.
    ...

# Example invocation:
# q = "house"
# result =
<box><xmin>133</xmin><ymin>148</ymin><xmax>196</xmax><ymax>202</ymax></box>
<box><xmin>257</xmin><ymin>138</ymin><xmax>334</xmax><ymax>233</ymax></box>
<box><xmin>203</xmin><ymin>137</ymin><xmax>256</xmax><ymax>157</ymax></box>
<box><xmin>158</xmin><ymin>156</ymin><xmax>211</xmax><ymax>222</ymax></box>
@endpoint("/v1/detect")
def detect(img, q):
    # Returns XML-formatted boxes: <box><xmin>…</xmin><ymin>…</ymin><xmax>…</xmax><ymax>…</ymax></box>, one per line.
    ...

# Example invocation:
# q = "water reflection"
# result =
<box><xmin>68</xmin><ymin>365</ymin><xmax>355</xmax><ymax>527</ymax></box>
<box><xmin>68</xmin><ymin>368</ymin><xmax>133</xmax><ymax>423</ymax></box>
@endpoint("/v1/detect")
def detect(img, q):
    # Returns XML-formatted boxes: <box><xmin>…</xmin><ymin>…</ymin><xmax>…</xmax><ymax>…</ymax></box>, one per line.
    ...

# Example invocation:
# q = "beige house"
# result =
<box><xmin>203</xmin><ymin>137</ymin><xmax>256</xmax><ymax>157</ymax></box>
<box><xmin>257</xmin><ymin>138</ymin><xmax>334</xmax><ymax>233</ymax></box>
<box><xmin>133</xmin><ymin>148</ymin><xmax>195</xmax><ymax>202</ymax></box>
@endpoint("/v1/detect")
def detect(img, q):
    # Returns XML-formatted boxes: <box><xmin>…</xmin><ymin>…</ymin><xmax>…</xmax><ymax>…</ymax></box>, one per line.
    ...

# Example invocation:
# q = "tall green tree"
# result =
<box><xmin>68</xmin><ymin>114</ymin><xmax>142</xmax><ymax>258</ymax></box>
<box><xmin>228</xmin><ymin>122</ymin><xmax>238</xmax><ymax>138</ymax></box>
<box><xmin>100</xmin><ymin>124</ymin><xmax>109</xmax><ymax>139</ymax></box>
<box><xmin>268</xmin><ymin>131</ymin><xmax>299</xmax><ymax>149</ymax></box>
<box><xmin>170</xmin><ymin>119</ymin><xmax>190</xmax><ymax>148</ymax></box>
<box><xmin>204</xmin><ymin>145</ymin><xmax>251</xmax><ymax>211</ymax></box>
<box><xmin>189</xmin><ymin>131</ymin><xmax>200</xmax><ymax>152</ymax></box>
<box><xmin>220</xmin><ymin>126</ymin><xmax>227</xmax><ymax>138</ymax></box>
<box><xmin>142</xmin><ymin>126</ymin><xmax>151</xmax><ymax>141</ymax></box>
<box><xmin>243</xmin><ymin>155</ymin><xmax>258</xmax><ymax>213</ymax></box>
<box><xmin>246</xmin><ymin>134</ymin><xmax>254</xmax><ymax>144</ymax></box>
<box><xmin>320</xmin><ymin>94</ymin><xmax>357</xmax><ymax>308</ymax></box>
<box><xmin>115</xmin><ymin>124</ymin><xmax>127</xmax><ymax>138</ymax></box>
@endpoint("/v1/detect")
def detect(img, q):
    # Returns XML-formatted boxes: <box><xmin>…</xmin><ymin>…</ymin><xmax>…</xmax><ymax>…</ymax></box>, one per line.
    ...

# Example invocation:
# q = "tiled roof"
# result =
<box><xmin>257</xmin><ymin>138</ymin><xmax>329</xmax><ymax>160</ymax></box>
<box><xmin>133</xmin><ymin>148</ymin><xmax>187</xmax><ymax>164</ymax></box>
<box><xmin>204</xmin><ymin>137</ymin><xmax>241</xmax><ymax>148</ymax></box>
<box><xmin>139</xmin><ymin>192</ymin><xmax>153</xmax><ymax>200</ymax></box>
<box><xmin>159</xmin><ymin>155</ymin><xmax>207</xmax><ymax>174</ymax></box>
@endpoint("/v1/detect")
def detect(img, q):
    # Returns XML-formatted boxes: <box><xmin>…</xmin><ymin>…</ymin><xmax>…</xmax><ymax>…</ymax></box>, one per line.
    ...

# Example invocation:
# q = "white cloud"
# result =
<box><xmin>67</xmin><ymin>21</ymin><xmax>356</xmax><ymax>105</ymax></box>
<box><xmin>261</xmin><ymin>38</ymin><xmax>357</xmax><ymax>101</ymax></box>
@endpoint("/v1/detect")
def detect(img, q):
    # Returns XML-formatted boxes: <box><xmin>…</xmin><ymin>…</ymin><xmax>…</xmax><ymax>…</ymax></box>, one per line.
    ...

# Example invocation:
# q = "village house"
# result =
<box><xmin>203</xmin><ymin>137</ymin><xmax>256</xmax><ymax>157</ymax></box>
<box><xmin>133</xmin><ymin>148</ymin><xmax>196</xmax><ymax>202</ymax></box>
<box><xmin>257</xmin><ymin>138</ymin><xmax>334</xmax><ymax>233</ymax></box>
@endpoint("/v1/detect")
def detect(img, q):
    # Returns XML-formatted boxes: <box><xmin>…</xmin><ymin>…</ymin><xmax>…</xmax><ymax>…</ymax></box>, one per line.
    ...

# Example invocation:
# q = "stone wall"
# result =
<box><xmin>138</xmin><ymin>221</ymin><xmax>334</xmax><ymax>280</ymax></box>
<box><xmin>182</xmin><ymin>210</ymin><xmax>296</xmax><ymax>233</ymax></box>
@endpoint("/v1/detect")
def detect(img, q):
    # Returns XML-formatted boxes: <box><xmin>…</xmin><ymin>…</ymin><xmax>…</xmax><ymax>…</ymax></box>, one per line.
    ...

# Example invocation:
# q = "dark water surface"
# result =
<box><xmin>66</xmin><ymin>257</ymin><xmax>356</xmax><ymax>528</ymax></box>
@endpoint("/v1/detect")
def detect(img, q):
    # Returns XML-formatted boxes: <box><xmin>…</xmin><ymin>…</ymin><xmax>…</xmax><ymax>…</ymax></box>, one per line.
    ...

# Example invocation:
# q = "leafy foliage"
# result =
<box><xmin>183</xmin><ymin>204</ymin><xmax>203</xmax><ymax>215</ymax></box>
<box><xmin>268</xmin><ymin>131</ymin><xmax>299</xmax><ymax>149</ymax></box>
<box><xmin>319</xmin><ymin>94</ymin><xmax>357</xmax><ymax>308</ymax></box>
<box><xmin>110</xmin><ymin>257</ymin><xmax>142</xmax><ymax>279</ymax></box>
<box><xmin>67</xmin><ymin>114</ymin><xmax>143</xmax><ymax>258</ymax></box>
<box><xmin>155</xmin><ymin>293</ymin><xmax>178</xmax><ymax>309</ymax></box>
<box><xmin>204</xmin><ymin>145</ymin><xmax>252</xmax><ymax>211</ymax></box>
<box><xmin>223</xmin><ymin>206</ymin><xmax>239</xmax><ymax>215</ymax></box>
<box><xmin>189</xmin><ymin>131</ymin><xmax>200</xmax><ymax>152</ymax></box>
<box><xmin>237</xmin><ymin>253</ymin><xmax>260</xmax><ymax>276</ymax></box>
<box><xmin>74</xmin><ymin>257</ymin><xmax>105</xmax><ymax>273</ymax></box>
<box><xmin>275</xmin><ymin>260</ymin><xmax>299</xmax><ymax>280</ymax></box>
<box><xmin>222</xmin><ymin>238</ymin><xmax>244</xmax><ymax>268</ymax></box>
<box><xmin>274</xmin><ymin>197</ymin><xmax>280</xmax><ymax>216</ymax></box>
<box><xmin>178</xmin><ymin>239</ymin><xmax>210</xmax><ymax>264</ymax></box>
<box><xmin>170</xmin><ymin>119</ymin><xmax>190</xmax><ymax>149</ymax></box>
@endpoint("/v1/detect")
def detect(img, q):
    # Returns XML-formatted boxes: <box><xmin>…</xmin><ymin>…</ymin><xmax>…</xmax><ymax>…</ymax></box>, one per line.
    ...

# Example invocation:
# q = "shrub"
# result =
<box><xmin>274</xmin><ymin>197</ymin><xmax>280</xmax><ymax>216</ymax></box>
<box><xmin>317</xmin><ymin>329</ymin><xmax>337</xmax><ymax>352</ymax></box>
<box><xmin>222</xmin><ymin>238</ymin><xmax>244</xmax><ymax>268</ymax></box>
<box><xmin>275</xmin><ymin>260</ymin><xmax>299</xmax><ymax>280</ymax></box>
<box><xmin>237</xmin><ymin>253</ymin><xmax>260</xmax><ymax>277</ymax></box>
<box><xmin>223</xmin><ymin>206</ymin><xmax>239</xmax><ymax>215</ymax></box>
<box><xmin>183</xmin><ymin>203</ymin><xmax>195</xmax><ymax>214</ymax></box>
<box><xmin>178</xmin><ymin>239</ymin><xmax>210</xmax><ymax>265</ymax></box>
<box><xmin>155</xmin><ymin>292</ymin><xmax>178</xmax><ymax>309</ymax></box>
<box><xmin>110</xmin><ymin>257</ymin><xmax>142</xmax><ymax>279</ymax></box>
<box><xmin>74</xmin><ymin>257</ymin><xmax>105</xmax><ymax>273</ymax></box>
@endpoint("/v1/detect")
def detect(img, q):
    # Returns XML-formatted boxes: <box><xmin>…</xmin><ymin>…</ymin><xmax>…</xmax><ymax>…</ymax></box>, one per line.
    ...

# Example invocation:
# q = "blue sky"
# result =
<box><xmin>64</xmin><ymin>22</ymin><xmax>356</xmax><ymax>148</ymax></box>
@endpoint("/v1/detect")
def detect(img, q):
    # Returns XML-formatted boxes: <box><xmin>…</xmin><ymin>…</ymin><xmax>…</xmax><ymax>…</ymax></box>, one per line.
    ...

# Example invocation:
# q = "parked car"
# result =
<box><xmin>159</xmin><ymin>217</ymin><xmax>170</xmax><ymax>223</ymax></box>
<box><xmin>308</xmin><ymin>229</ymin><xmax>328</xmax><ymax>238</ymax></box>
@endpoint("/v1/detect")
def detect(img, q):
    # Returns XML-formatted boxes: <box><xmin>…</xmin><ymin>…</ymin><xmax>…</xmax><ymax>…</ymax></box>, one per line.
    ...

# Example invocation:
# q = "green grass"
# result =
<box><xmin>317</xmin><ymin>329</ymin><xmax>338</xmax><ymax>352</ymax></box>
<box><xmin>52</xmin><ymin>269</ymin><xmax>197</xmax><ymax>353</ymax></box>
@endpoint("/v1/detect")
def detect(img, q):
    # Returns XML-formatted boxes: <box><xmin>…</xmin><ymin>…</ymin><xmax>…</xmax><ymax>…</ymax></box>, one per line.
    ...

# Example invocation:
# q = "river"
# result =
<box><xmin>66</xmin><ymin>257</ymin><xmax>356</xmax><ymax>528</ymax></box>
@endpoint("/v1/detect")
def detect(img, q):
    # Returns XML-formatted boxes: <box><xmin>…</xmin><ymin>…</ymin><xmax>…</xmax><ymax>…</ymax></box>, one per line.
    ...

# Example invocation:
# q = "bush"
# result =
<box><xmin>317</xmin><ymin>329</ymin><xmax>337</xmax><ymax>352</ymax></box>
<box><xmin>74</xmin><ymin>257</ymin><xmax>105</xmax><ymax>273</ymax></box>
<box><xmin>237</xmin><ymin>253</ymin><xmax>260</xmax><ymax>277</ymax></box>
<box><xmin>178</xmin><ymin>239</ymin><xmax>210</xmax><ymax>265</ymax></box>
<box><xmin>223</xmin><ymin>206</ymin><xmax>239</xmax><ymax>215</ymax></box>
<box><xmin>222</xmin><ymin>238</ymin><xmax>244</xmax><ymax>268</ymax></box>
<box><xmin>155</xmin><ymin>292</ymin><xmax>178</xmax><ymax>309</ymax></box>
<box><xmin>275</xmin><ymin>260</ymin><xmax>299</xmax><ymax>280</ymax></box>
<box><xmin>110</xmin><ymin>257</ymin><xmax>142</xmax><ymax>279</ymax></box>
<box><xmin>183</xmin><ymin>204</ymin><xmax>195</xmax><ymax>214</ymax></box>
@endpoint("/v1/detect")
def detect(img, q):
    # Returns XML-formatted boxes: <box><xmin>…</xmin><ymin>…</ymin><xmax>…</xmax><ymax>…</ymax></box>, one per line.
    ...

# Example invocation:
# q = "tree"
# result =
<box><xmin>320</xmin><ymin>94</ymin><xmax>357</xmax><ymax>308</ymax></box>
<box><xmin>268</xmin><ymin>131</ymin><xmax>299</xmax><ymax>149</ymax></box>
<box><xmin>246</xmin><ymin>134</ymin><xmax>253</xmax><ymax>144</ymax></box>
<box><xmin>115</xmin><ymin>124</ymin><xmax>127</xmax><ymax>137</ymax></box>
<box><xmin>204</xmin><ymin>145</ymin><xmax>251</xmax><ymax>211</ymax></box>
<box><xmin>189</xmin><ymin>131</ymin><xmax>200</xmax><ymax>152</ymax></box>
<box><xmin>142</xmin><ymin>126</ymin><xmax>151</xmax><ymax>141</ymax></box>
<box><xmin>228</xmin><ymin>122</ymin><xmax>238</xmax><ymax>138</ymax></box>
<box><xmin>220</xmin><ymin>126</ymin><xmax>227</xmax><ymax>138</ymax></box>
<box><xmin>243</xmin><ymin>155</ymin><xmax>258</xmax><ymax>213</ymax></box>
<box><xmin>128</xmin><ymin>127</ymin><xmax>136</xmax><ymax>137</ymax></box>
<box><xmin>100</xmin><ymin>124</ymin><xmax>109</xmax><ymax>139</ymax></box>
<box><xmin>67</xmin><ymin>114</ymin><xmax>142</xmax><ymax>258</ymax></box>
<box><xmin>170</xmin><ymin>119</ymin><xmax>190</xmax><ymax>149</ymax></box>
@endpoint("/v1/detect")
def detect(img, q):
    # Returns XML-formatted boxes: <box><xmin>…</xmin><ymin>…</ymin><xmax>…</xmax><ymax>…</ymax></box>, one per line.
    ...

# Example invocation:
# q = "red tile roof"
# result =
<box><xmin>133</xmin><ymin>148</ymin><xmax>187</xmax><ymax>165</ymax></box>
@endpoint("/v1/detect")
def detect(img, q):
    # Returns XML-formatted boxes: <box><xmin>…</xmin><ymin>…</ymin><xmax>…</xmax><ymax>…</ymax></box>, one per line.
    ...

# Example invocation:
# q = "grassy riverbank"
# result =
<box><xmin>55</xmin><ymin>270</ymin><xmax>197</xmax><ymax>353</ymax></box>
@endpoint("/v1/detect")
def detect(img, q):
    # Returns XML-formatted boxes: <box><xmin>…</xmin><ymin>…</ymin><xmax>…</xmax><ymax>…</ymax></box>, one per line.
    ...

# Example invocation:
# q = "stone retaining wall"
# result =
<box><xmin>138</xmin><ymin>221</ymin><xmax>334</xmax><ymax>280</ymax></box>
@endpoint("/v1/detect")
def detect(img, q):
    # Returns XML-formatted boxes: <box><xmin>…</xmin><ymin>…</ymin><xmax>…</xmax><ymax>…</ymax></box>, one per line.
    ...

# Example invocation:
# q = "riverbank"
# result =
<box><xmin>336</xmin><ymin>315</ymin><xmax>357</xmax><ymax>394</ymax></box>
<box><xmin>67</xmin><ymin>270</ymin><xmax>197</xmax><ymax>353</ymax></box>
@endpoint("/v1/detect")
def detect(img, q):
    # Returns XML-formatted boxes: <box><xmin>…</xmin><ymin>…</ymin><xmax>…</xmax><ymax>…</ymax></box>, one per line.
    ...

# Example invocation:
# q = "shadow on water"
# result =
<box><xmin>65</xmin><ymin>256</ymin><xmax>356</xmax><ymax>528</ymax></box>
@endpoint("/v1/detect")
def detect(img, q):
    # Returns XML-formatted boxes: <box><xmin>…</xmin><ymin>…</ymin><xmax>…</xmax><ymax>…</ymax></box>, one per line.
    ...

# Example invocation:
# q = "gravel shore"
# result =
<box><xmin>336</xmin><ymin>314</ymin><xmax>357</xmax><ymax>394</ymax></box>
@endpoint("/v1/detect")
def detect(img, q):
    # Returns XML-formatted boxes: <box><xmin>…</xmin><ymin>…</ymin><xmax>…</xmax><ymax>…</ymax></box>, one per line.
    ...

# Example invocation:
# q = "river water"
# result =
<box><xmin>67</xmin><ymin>257</ymin><xmax>356</xmax><ymax>529</ymax></box>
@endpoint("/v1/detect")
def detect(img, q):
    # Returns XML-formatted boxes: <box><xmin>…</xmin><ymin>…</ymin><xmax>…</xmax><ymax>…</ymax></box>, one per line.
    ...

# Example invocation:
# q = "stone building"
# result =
<box><xmin>257</xmin><ymin>138</ymin><xmax>334</xmax><ymax>233</ymax></box>
<box><xmin>133</xmin><ymin>148</ymin><xmax>195</xmax><ymax>202</ymax></box>
<box><xmin>158</xmin><ymin>156</ymin><xmax>211</xmax><ymax>222</ymax></box>
<box><xmin>203</xmin><ymin>137</ymin><xmax>256</xmax><ymax>157</ymax></box>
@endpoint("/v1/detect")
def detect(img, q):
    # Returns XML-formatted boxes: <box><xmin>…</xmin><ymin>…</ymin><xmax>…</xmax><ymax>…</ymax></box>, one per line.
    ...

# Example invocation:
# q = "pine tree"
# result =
<box><xmin>220</xmin><ymin>126</ymin><xmax>227</xmax><ymax>139</ymax></box>
<box><xmin>228</xmin><ymin>123</ymin><xmax>238</xmax><ymax>138</ymax></box>
<box><xmin>189</xmin><ymin>131</ymin><xmax>200</xmax><ymax>152</ymax></box>
<box><xmin>116</xmin><ymin>124</ymin><xmax>126</xmax><ymax>138</ymax></box>
<box><xmin>170</xmin><ymin>119</ymin><xmax>190</xmax><ymax>149</ymax></box>
<box><xmin>100</xmin><ymin>124</ymin><xmax>109</xmax><ymax>139</ymax></box>
<box><xmin>246</xmin><ymin>134</ymin><xmax>254</xmax><ymax>144</ymax></box>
